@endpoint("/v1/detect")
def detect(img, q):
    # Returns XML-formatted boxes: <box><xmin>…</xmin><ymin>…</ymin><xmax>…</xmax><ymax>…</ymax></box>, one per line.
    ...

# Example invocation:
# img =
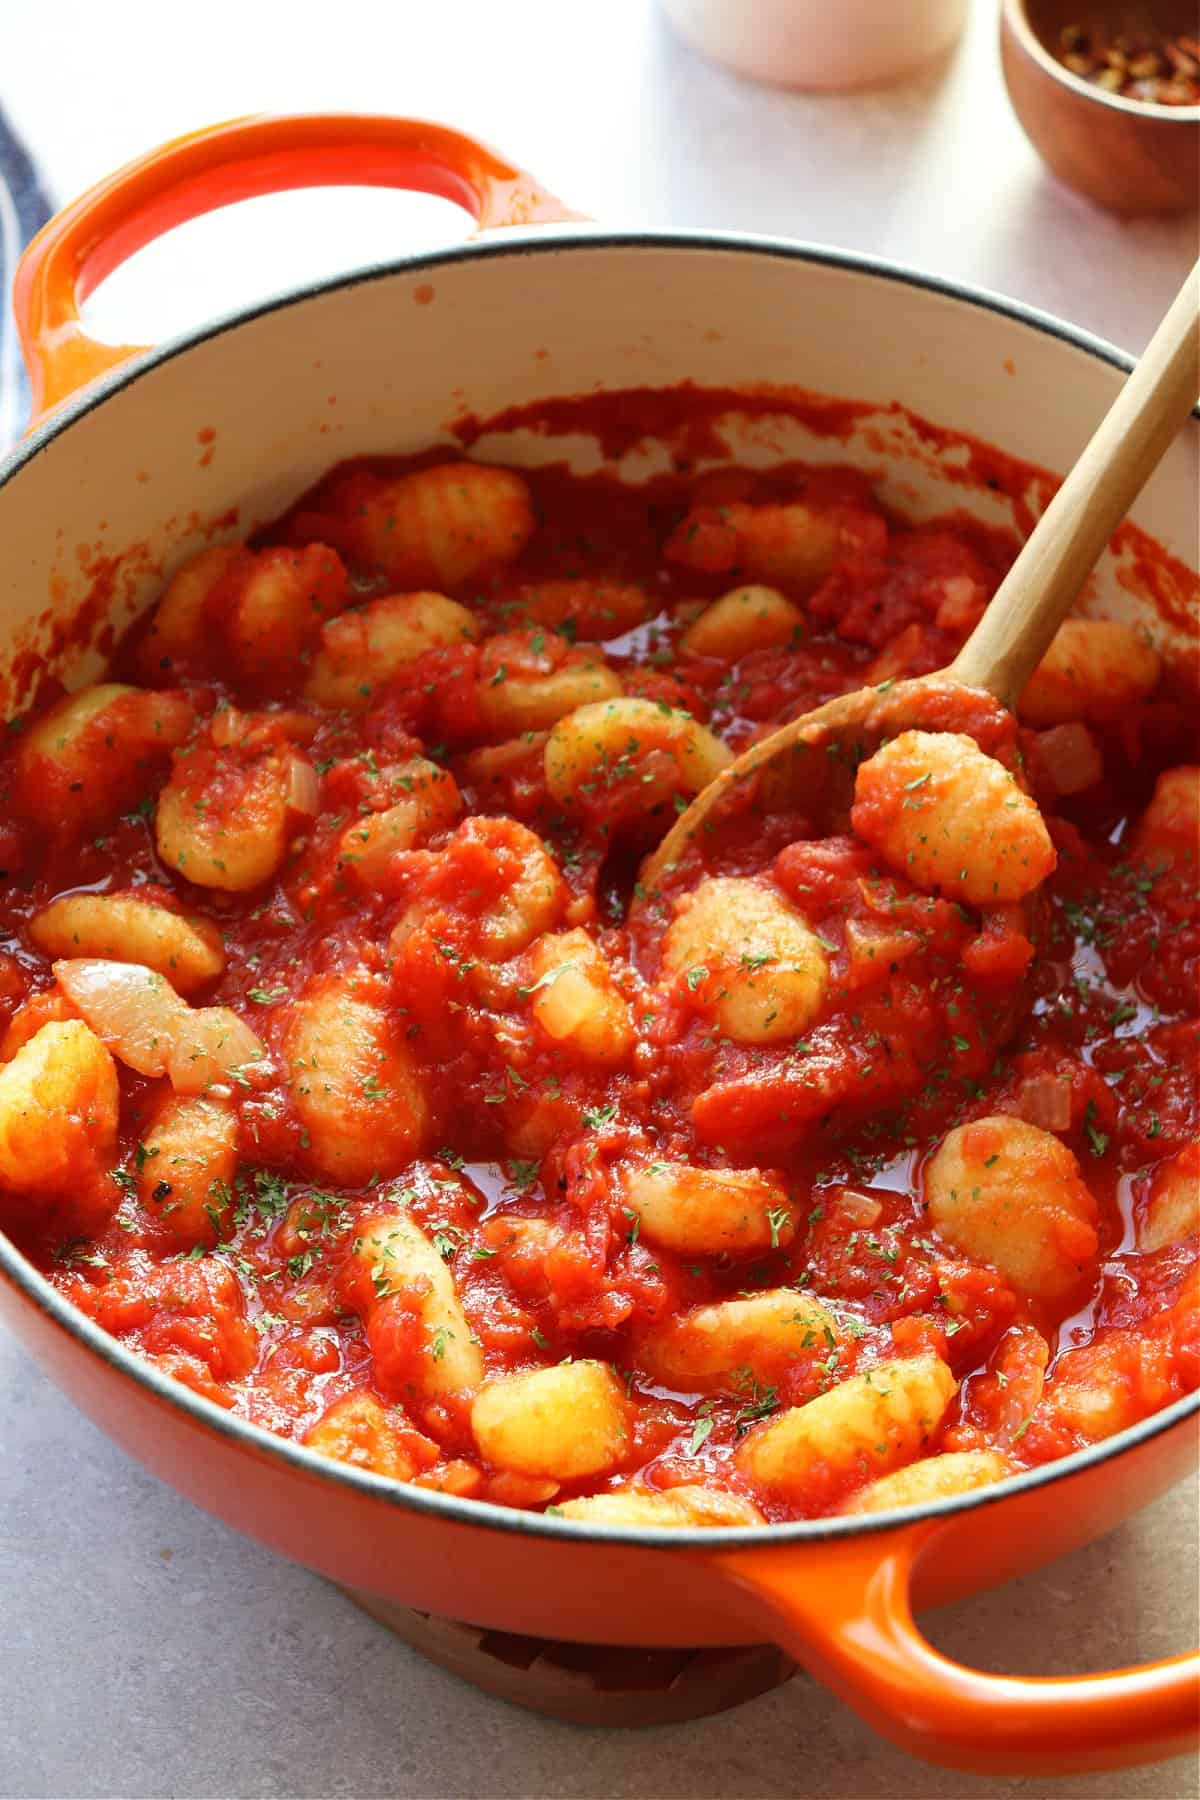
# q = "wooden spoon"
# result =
<box><xmin>641</xmin><ymin>261</ymin><xmax>1200</xmax><ymax>892</ymax></box>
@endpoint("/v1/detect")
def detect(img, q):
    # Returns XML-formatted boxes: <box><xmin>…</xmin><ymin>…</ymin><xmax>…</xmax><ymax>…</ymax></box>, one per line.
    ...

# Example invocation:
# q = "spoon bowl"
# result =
<box><xmin>640</xmin><ymin>675</ymin><xmax>1007</xmax><ymax>889</ymax></box>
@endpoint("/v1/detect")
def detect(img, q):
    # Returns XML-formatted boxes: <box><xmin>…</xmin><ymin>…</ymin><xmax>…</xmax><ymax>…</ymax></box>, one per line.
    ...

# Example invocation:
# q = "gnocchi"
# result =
<box><xmin>471</xmin><ymin>1361</ymin><xmax>631</xmax><ymax>1480</ymax></box>
<box><xmin>736</xmin><ymin>1354</ymin><xmax>958</xmax><ymax>1500</ymax></box>
<box><xmin>680</xmin><ymin>585</ymin><xmax>804</xmax><ymax>660</ymax></box>
<box><xmin>545</xmin><ymin>697</ymin><xmax>731</xmax><ymax>816</ymax></box>
<box><xmin>637</xmin><ymin>1289</ymin><xmax>839</xmax><ymax>1390</ymax></box>
<box><xmin>338</xmin><ymin>462</ymin><xmax>535</xmax><ymax>589</ymax></box>
<box><xmin>556</xmin><ymin>1484</ymin><xmax>764</xmax><ymax>1527</ymax></box>
<box><xmin>157</xmin><ymin>736</ymin><xmax>313</xmax><ymax>891</ymax></box>
<box><xmin>1019</xmin><ymin>619</ymin><xmax>1161</xmax><ymax>727</ymax></box>
<box><xmin>503</xmin><ymin>578</ymin><xmax>650</xmax><ymax>642</ymax></box>
<box><xmin>336</xmin><ymin>759</ymin><xmax>461</xmax><ymax>884</ymax></box>
<box><xmin>1129</xmin><ymin>764</ymin><xmax>1199</xmax><ymax>868</ymax></box>
<box><xmin>15</xmin><ymin>683</ymin><xmax>193</xmax><ymax>839</ymax></box>
<box><xmin>621</xmin><ymin>1161</ymin><xmax>794</xmax><ymax>1256</ymax></box>
<box><xmin>139</xmin><ymin>1094</ymin><xmax>238</xmax><ymax>1245</ymax></box>
<box><xmin>669</xmin><ymin>500</ymin><xmax>839</xmax><ymax>592</ymax></box>
<box><xmin>303</xmin><ymin>1391</ymin><xmax>434</xmax><ymax>1482</ymax></box>
<box><xmin>661</xmin><ymin>876</ymin><xmax>829</xmax><ymax>1043</ymax></box>
<box><xmin>846</xmin><ymin>1450</ymin><xmax>1012</xmax><ymax>1514</ymax></box>
<box><xmin>224</xmin><ymin>544</ymin><xmax>350</xmax><ymax>685</ymax></box>
<box><xmin>851</xmin><ymin>730</ymin><xmax>1056</xmax><ymax>905</ymax></box>
<box><xmin>477</xmin><ymin>634</ymin><xmax>622</xmax><ymax>737</ymax></box>
<box><xmin>0</xmin><ymin>1020</ymin><xmax>118</xmax><ymax>1204</ymax></box>
<box><xmin>1136</xmin><ymin>1142</ymin><xmax>1199</xmax><ymax>1252</ymax></box>
<box><xmin>30</xmin><ymin>892</ymin><xmax>224</xmax><ymax>994</ymax></box>
<box><xmin>284</xmin><ymin>979</ymin><xmax>428</xmax><ymax>1182</ymax></box>
<box><xmin>348</xmin><ymin>1210</ymin><xmax>482</xmax><ymax>1396</ymax></box>
<box><xmin>924</xmin><ymin>1116</ymin><xmax>1099</xmax><ymax>1302</ymax></box>
<box><xmin>391</xmin><ymin>816</ymin><xmax>566</xmax><ymax>960</ymax></box>
<box><xmin>140</xmin><ymin>545</ymin><xmax>240</xmax><ymax>667</ymax></box>
<box><xmin>305</xmin><ymin>591</ymin><xmax>476</xmax><ymax>711</ymax></box>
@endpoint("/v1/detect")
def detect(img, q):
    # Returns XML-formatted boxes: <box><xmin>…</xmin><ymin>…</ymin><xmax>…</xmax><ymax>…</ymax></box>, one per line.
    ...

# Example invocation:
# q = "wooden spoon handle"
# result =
<box><xmin>950</xmin><ymin>260</ymin><xmax>1200</xmax><ymax>707</ymax></box>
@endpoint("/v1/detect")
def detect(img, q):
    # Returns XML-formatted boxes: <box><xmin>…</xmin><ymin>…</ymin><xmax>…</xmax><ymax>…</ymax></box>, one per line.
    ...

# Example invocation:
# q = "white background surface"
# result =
<box><xmin>2</xmin><ymin>3</ymin><xmax>1198</xmax><ymax>1797</ymax></box>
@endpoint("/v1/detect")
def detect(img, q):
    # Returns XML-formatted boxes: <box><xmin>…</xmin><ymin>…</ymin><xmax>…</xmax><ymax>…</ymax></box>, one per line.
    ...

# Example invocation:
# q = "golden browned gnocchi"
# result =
<box><xmin>305</xmin><ymin>591</ymin><xmax>476</xmax><ymax>711</ymax></box>
<box><xmin>1019</xmin><ymin>619</ymin><xmax>1161</xmax><ymax>727</ymax></box>
<box><xmin>735</xmin><ymin>1354</ymin><xmax>958</xmax><ymax>1501</ymax></box>
<box><xmin>620</xmin><ymin>1161</ymin><xmax>794</xmax><ymax>1255</ymax></box>
<box><xmin>851</xmin><ymin>729</ymin><xmax>1055</xmax><ymax>905</ymax></box>
<box><xmin>15</xmin><ymin>682</ymin><xmax>193</xmax><ymax>836</ymax></box>
<box><xmin>545</xmin><ymin>696</ymin><xmax>731</xmax><ymax>814</ymax></box>
<box><xmin>476</xmin><ymin>633</ymin><xmax>622</xmax><ymax>737</ymax></box>
<box><xmin>471</xmin><ymin>1360</ymin><xmax>631</xmax><ymax>1480</ymax></box>
<box><xmin>342</xmin><ymin>462</ymin><xmax>535</xmax><ymax>589</ymax></box>
<box><xmin>845</xmin><ymin>1450</ymin><xmax>1013</xmax><ymax>1514</ymax></box>
<box><xmin>223</xmin><ymin>545</ymin><xmax>349</xmax><ymax>684</ymax></box>
<box><xmin>637</xmin><ymin>1289</ymin><xmax>839</xmax><ymax>1389</ymax></box>
<box><xmin>140</xmin><ymin>545</ymin><xmax>240</xmax><ymax>666</ymax></box>
<box><xmin>670</xmin><ymin>500</ymin><xmax>838</xmax><ymax>592</ymax></box>
<box><xmin>303</xmin><ymin>1391</ymin><xmax>431</xmax><ymax>1481</ymax></box>
<box><xmin>348</xmin><ymin>1211</ymin><xmax>482</xmax><ymax>1396</ymax></box>
<box><xmin>504</xmin><ymin>578</ymin><xmax>650</xmax><ymax>642</ymax></box>
<box><xmin>1136</xmin><ymin>1143</ymin><xmax>1199</xmax><ymax>1252</ymax></box>
<box><xmin>139</xmin><ymin>1093</ymin><xmax>239</xmax><ymax>1245</ymax></box>
<box><xmin>680</xmin><ymin>585</ymin><xmax>804</xmax><ymax>659</ymax></box>
<box><xmin>0</xmin><ymin>1020</ymin><xmax>118</xmax><ymax>1204</ymax></box>
<box><xmin>336</xmin><ymin>759</ymin><xmax>461</xmax><ymax>884</ymax></box>
<box><xmin>284</xmin><ymin>979</ymin><xmax>428</xmax><ymax>1183</ymax></box>
<box><xmin>555</xmin><ymin>1484</ymin><xmax>764</xmax><ymax>1527</ymax></box>
<box><xmin>924</xmin><ymin>1116</ymin><xmax>1099</xmax><ymax>1302</ymax></box>
<box><xmin>156</xmin><ymin>735</ymin><xmax>314</xmax><ymax>892</ymax></box>
<box><xmin>29</xmin><ymin>892</ymin><xmax>225</xmax><ymax>994</ymax></box>
<box><xmin>393</xmin><ymin>816</ymin><xmax>566</xmax><ymax>960</ymax></box>
<box><xmin>1129</xmin><ymin>764</ymin><xmax>1199</xmax><ymax>867</ymax></box>
<box><xmin>660</xmin><ymin>875</ymin><xmax>829</xmax><ymax>1043</ymax></box>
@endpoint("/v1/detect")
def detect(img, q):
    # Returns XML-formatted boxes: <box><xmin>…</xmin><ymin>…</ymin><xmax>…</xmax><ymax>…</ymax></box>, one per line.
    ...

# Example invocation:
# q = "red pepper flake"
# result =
<box><xmin>1055</xmin><ymin>21</ymin><xmax>1200</xmax><ymax>105</ymax></box>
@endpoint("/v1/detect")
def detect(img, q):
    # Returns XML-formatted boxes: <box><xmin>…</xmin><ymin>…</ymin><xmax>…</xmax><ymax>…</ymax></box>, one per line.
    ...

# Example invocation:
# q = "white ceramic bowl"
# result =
<box><xmin>661</xmin><ymin>0</ymin><xmax>969</xmax><ymax>90</ymax></box>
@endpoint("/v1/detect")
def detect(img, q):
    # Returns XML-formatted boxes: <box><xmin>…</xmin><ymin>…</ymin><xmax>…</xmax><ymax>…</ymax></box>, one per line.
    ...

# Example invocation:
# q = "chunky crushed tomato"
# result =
<box><xmin>0</xmin><ymin>433</ymin><xmax>1195</xmax><ymax>1528</ymax></box>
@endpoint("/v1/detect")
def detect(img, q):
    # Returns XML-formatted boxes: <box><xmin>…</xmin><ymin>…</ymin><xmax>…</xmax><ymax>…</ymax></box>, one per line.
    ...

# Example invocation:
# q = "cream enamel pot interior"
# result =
<box><xmin>1</xmin><ymin>116</ymin><xmax>1197</xmax><ymax>1778</ymax></box>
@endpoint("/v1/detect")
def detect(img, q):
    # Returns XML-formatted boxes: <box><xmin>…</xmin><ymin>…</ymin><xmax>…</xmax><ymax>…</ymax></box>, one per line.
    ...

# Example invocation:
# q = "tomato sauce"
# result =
<box><xmin>0</xmin><ymin>420</ymin><xmax>1195</xmax><ymax>1527</ymax></box>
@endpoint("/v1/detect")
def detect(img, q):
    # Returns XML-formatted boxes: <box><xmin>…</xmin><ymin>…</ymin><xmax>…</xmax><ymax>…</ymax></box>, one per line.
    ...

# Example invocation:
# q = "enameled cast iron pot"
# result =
<box><xmin>1</xmin><ymin>115</ymin><xmax>1197</xmax><ymax>1778</ymax></box>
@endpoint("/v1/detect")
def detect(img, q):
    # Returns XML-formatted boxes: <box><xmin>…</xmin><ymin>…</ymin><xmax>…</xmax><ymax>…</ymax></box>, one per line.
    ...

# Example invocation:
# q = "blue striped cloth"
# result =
<box><xmin>1</xmin><ymin>103</ymin><xmax>54</xmax><ymax>447</ymax></box>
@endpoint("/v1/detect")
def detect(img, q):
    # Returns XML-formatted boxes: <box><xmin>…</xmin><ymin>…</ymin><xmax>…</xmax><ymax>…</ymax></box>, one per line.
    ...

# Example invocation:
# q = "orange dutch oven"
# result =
<box><xmin>1</xmin><ymin>113</ymin><xmax>1197</xmax><ymax>1778</ymax></box>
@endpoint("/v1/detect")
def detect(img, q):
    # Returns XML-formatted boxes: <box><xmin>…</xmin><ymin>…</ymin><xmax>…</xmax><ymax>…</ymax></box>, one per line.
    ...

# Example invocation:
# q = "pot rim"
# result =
<box><xmin>5</xmin><ymin>224</ymin><xmax>1174</xmax><ymax>486</ymax></box>
<box><xmin>1</xmin><ymin>225</ymin><xmax>1196</xmax><ymax>1550</ymax></box>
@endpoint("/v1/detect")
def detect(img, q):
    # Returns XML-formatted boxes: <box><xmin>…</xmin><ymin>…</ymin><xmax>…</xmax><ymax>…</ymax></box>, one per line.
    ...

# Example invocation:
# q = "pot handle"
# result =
<box><xmin>708</xmin><ymin>1527</ymin><xmax>1200</xmax><ymax>1775</ymax></box>
<box><xmin>12</xmin><ymin>112</ymin><xmax>583</xmax><ymax>428</ymax></box>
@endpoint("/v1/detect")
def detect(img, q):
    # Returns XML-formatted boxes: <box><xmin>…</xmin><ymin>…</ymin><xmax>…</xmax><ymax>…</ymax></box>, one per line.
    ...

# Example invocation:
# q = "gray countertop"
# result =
<box><xmin>2</xmin><ymin>3</ymin><xmax>1197</xmax><ymax>1796</ymax></box>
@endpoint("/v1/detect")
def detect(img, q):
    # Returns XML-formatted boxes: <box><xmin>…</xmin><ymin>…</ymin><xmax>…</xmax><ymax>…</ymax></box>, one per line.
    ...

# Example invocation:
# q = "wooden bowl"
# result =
<box><xmin>1001</xmin><ymin>0</ymin><xmax>1200</xmax><ymax>214</ymax></box>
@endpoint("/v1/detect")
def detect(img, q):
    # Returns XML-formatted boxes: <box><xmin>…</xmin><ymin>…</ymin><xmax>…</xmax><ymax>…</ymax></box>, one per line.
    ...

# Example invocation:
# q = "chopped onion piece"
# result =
<box><xmin>210</xmin><ymin>704</ymin><xmax>248</xmax><ymax>749</ymax></box>
<box><xmin>1005</xmin><ymin>1073</ymin><xmax>1072</xmax><ymax>1132</ymax></box>
<box><xmin>828</xmin><ymin>1187</ymin><xmax>884</xmax><ymax>1230</ymax></box>
<box><xmin>1036</xmin><ymin>723</ymin><xmax>1103</xmax><ymax>796</ymax></box>
<box><xmin>286</xmin><ymin>754</ymin><xmax>320</xmax><ymax>817</ymax></box>
<box><xmin>167</xmin><ymin>1005</ymin><xmax>270</xmax><ymax>1094</ymax></box>
<box><xmin>54</xmin><ymin>958</ymin><xmax>186</xmax><ymax>1077</ymax></box>
<box><xmin>55</xmin><ymin>957</ymin><xmax>269</xmax><ymax>1093</ymax></box>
